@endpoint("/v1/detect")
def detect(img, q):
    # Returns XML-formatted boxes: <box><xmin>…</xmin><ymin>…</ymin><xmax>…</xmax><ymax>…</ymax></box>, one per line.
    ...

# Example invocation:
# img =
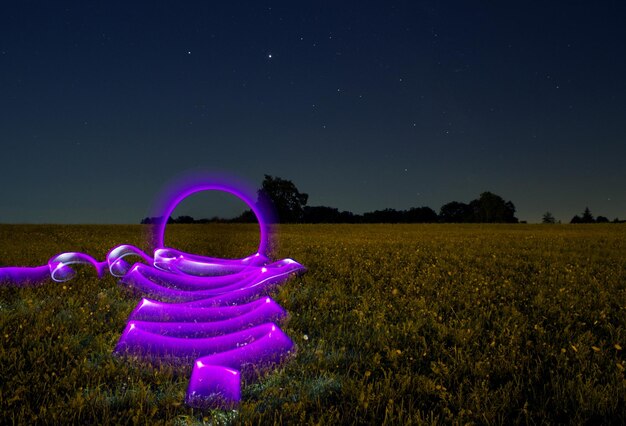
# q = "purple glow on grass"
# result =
<box><xmin>0</xmin><ymin>176</ymin><xmax>305</xmax><ymax>409</ymax></box>
<box><xmin>0</xmin><ymin>265</ymin><xmax>50</xmax><ymax>285</ymax></box>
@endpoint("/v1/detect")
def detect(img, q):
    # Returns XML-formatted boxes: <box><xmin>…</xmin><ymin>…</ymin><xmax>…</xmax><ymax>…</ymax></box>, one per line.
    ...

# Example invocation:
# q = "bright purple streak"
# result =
<box><xmin>116</xmin><ymin>322</ymin><xmax>287</xmax><ymax>360</ymax></box>
<box><xmin>0</xmin><ymin>176</ymin><xmax>306</xmax><ymax>409</ymax></box>
<box><xmin>0</xmin><ymin>265</ymin><xmax>50</xmax><ymax>285</ymax></box>
<box><xmin>153</xmin><ymin>248</ymin><xmax>269</xmax><ymax>276</ymax></box>
<box><xmin>187</xmin><ymin>365</ymin><xmax>241</xmax><ymax>409</ymax></box>
<box><xmin>187</xmin><ymin>326</ymin><xmax>294</xmax><ymax>409</ymax></box>
<box><xmin>120</xmin><ymin>258</ymin><xmax>303</xmax><ymax>302</ymax></box>
<box><xmin>112</xmin><ymin>247</ymin><xmax>304</xmax><ymax>409</ymax></box>
<box><xmin>148</xmin><ymin>174</ymin><xmax>275</xmax><ymax>255</ymax></box>
<box><xmin>129</xmin><ymin>296</ymin><xmax>285</xmax><ymax>324</ymax></box>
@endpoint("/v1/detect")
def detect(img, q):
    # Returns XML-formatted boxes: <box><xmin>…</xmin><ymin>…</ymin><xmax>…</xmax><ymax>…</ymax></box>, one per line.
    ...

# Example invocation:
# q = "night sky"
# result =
<box><xmin>2</xmin><ymin>1</ymin><xmax>625</xmax><ymax>224</ymax></box>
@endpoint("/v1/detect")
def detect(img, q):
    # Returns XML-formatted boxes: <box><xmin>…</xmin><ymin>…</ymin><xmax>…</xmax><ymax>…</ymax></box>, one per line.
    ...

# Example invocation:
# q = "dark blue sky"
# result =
<box><xmin>1</xmin><ymin>1</ymin><xmax>625</xmax><ymax>223</ymax></box>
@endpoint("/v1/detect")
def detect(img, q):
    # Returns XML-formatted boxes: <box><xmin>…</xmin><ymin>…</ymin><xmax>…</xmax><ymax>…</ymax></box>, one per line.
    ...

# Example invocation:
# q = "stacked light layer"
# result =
<box><xmin>0</xmin><ymin>176</ymin><xmax>305</xmax><ymax>408</ymax></box>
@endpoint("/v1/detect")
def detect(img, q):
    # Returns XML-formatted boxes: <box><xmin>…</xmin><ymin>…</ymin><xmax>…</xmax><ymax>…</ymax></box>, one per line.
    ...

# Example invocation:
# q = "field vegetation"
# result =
<box><xmin>1</xmin><ymin>224</ymin><xmax>625</xmax><ymax>424</ymax></box>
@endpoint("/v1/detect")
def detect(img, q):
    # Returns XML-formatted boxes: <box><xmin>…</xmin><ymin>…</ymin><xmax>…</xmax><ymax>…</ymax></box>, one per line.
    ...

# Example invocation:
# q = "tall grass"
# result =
<box><xmin>1</xmin><ymin>224</ymin><xmax>625</xmax><ymax>424</ymax></box>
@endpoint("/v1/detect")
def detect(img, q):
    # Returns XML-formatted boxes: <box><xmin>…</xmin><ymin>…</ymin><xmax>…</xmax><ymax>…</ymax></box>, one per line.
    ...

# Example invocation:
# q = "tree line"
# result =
<box><xmin>542</xmin><ymin>208</ymin><xmax>624</xmax><ymax>224</ymax></box>
<box><xmin>142</xmin><ymin>175</ymin><xmax>520</xmax><ymax>224</ymax></box>
<box><xmin>141</xmin><ymin>175</ymin><xmax>622</xmax><ymax>225</ymax></box>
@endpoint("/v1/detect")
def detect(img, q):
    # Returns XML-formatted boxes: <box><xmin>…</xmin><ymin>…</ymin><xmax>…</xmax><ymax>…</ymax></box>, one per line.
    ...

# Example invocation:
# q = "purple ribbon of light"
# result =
<box><xmin>0</xmin><ymin>174</ymin><xmax>305</xmax><ymax>409</ymax></box>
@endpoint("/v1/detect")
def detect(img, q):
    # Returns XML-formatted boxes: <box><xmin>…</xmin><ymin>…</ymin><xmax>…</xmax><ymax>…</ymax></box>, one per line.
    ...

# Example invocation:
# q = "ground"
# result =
<box><xmin>1</xmin><ymin>223</ymin><xmax>625</xmax><ymax>424</ymax></box>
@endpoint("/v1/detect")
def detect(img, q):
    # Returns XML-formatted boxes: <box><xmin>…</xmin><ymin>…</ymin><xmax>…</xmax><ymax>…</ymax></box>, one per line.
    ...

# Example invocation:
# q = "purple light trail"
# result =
<box><xmin>0</xmin><ymin>175</ymin><xmax>305</xmax><ymax>409</ymax></box>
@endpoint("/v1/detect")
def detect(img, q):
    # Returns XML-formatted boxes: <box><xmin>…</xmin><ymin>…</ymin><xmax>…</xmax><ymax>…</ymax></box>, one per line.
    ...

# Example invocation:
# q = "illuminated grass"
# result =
<box><xmin>1</xmin><ymin>224</ymin><xmax>625</xmax><ymax>424</ymax></box>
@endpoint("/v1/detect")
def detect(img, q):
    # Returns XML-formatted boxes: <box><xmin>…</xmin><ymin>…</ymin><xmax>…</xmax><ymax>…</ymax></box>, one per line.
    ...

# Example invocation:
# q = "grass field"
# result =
<box><xmin>1</xmin><ymin>223</ymin><xmax>626</xmax><ymax>424</ymax></box>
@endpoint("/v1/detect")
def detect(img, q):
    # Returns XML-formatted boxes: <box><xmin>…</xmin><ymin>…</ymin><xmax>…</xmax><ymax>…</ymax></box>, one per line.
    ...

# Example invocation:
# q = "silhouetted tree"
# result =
<box><xmin>581</xmin><ymin>207</ymin><xmax>594</xmax><ymax>223</ymax></box>
<box><xmin>140</xmin><ymin>216</ymin><xmax>174</xmax><ymax>224</ymax></box>
<box><xmin>470</xmin><ymin>192</ymin><xmax>518</xmax><ymax>223</ymax></box>
<box><xmin>307</xmin><ymin>206</ymin><xmax>358</xmax><ymax>223</ymax></box>
<box><xmin>570</xmin><ymin>215</ymin><xmax>582</xmax><ymax>224</ymax></box>
<box><xmin>231</xmin><ymin>209</ymin><xmax>256</xmax><ymax>223</ymax></box>
<box><xmin>175</xmin><ymin>215</ymin><xmax>195</xmax><ymax>224</ymax></box>
<box><xmin>259</xmin><ymin>175</ymin><xmax>308</xmax><ymax>223</ymax></box>
<box><xmin>339</xmin><ymin>210</ymin><xmax>358</xmax><ymax>223</ymax></box>
<box><xmin>439</xmin><ymin>201</ymin><xmax>474</xmax><ymax>223</ymax></box>
<box><xmin>596</xmin><ymin>215</ymin><xmax>609</xmax><ymax>223</ymax></box>
<box><xmin>542</xmin><ymin>212</ymin><xmax>556</xmax><ymax>224</ymax></box>
<box><xmin>405</xmin><ymin>207</ymin><xmax>438</xmax><ymax>223</ymax></box>
<box><xmin>505</xmin><ymin>201</ymin><xmax>517</xmax><ymax>222</ymax></box>
<box><xmin>303</xmin><ymin>206</ymin><xmax>341</xmax><ymax>223</ymax></box>
<box><xmin>363</xmin><ymin>208</ymin><xmax>403</xmax><ymax>223</ymax></box>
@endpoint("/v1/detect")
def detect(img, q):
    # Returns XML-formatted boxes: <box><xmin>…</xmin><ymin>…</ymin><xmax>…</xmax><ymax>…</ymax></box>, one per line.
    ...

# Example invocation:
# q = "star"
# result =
<box><xmin>268</xmin><ymin>53</ymin><xmax>272</xmax><ymax>59</ymax></box>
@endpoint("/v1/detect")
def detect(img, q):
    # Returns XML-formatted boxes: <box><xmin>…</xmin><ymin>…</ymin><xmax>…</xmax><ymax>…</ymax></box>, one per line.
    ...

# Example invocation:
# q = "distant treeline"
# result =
<box><xmin>141</xmin><ymin>175</ymin><xmax>622</xmax><ymax>225</ymax></box>
<box><xmin>142</xmin><ymin>207</ymin><xmax>440</xmax><ymax>225</ymax></box>
<box><xmin>141</xmin><ymin>216</ymin><xmax>233</xmax><ymax>224</ymax></box>
<box><xmin>142</xmin><ymin>175</ymin><xmax>521</xmax><ymax>224</ymax></box>
<box><xmin>562</xmin><ymin>207</ymin><xmax>624</xmax><ymax>224</ymax></box>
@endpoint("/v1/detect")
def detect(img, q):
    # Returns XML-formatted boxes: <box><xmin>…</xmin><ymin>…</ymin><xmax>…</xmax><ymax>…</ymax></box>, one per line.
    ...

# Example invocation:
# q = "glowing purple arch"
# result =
<box><xmin>0</xmin><ymin>175</ymin><xmax>305</xmax><ymax>409</ymax></box>
<box><xmin>149</xmin><ymin>173</ymin><xmax>275</xmax><ymax>256</ymax></box>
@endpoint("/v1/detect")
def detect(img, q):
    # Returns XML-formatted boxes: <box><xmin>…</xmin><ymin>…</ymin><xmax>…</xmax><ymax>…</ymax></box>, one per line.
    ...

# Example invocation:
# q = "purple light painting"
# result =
<box><xmin>0</xmin><ymin>174</ymin><xmax>306</xmax><ymax>409</ymax></box>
